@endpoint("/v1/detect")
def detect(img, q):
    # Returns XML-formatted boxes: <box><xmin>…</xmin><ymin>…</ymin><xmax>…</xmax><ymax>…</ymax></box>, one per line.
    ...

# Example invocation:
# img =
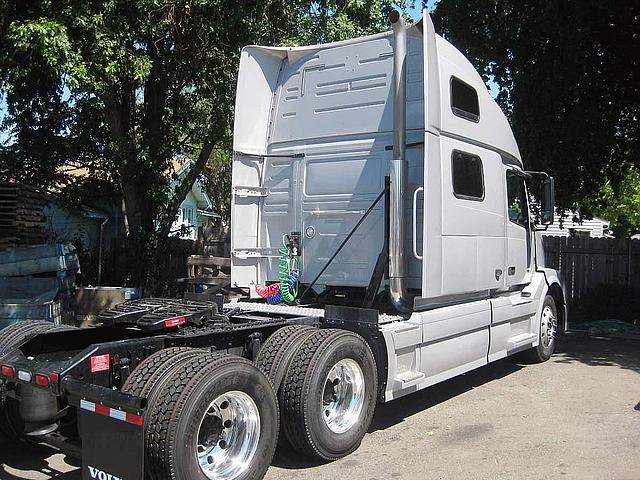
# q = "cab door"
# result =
<box><xmin>505</xmin><ymin>168</ymin><xmax>533</xmax><ymax>286</ymax></box>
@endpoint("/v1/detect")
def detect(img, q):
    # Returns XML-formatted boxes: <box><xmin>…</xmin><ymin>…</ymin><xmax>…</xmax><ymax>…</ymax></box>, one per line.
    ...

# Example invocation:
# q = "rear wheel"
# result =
<box><xmin>0</xmin><ymin>321</ymin><xmax>75</xmax><ymax>439</ymax></box>
<box><xmin>0</xmin><ymin>320</ymin><xmax>72</xmax><ymax>354</ymax></box>
<box><xmin>255</xmin><ymin>324</ymin><xmax>316</xmax><ymax>391</ymax></box>
<box><xmin>255</xmin><ymin>325</ymin><xmax>316</xmax><ymax>450</ymax></box>
<box><xmin>122</xmin><ymin>346</ymin><xmax>207</xmax><ymax>398</ymax></box>
<box><xmin>523</xmin><ymin>295</ymin><xmax>557</xmax><ymax>363</ymax></box>
<box><xmin>280</xmin><ymin>329</ymin><xmax>377</xmax><ymax>460</ymax></box>
<box><xmin>145</xmin><ymin>353</ymin><xmax>278</xmax><ymax>480</ymax></box>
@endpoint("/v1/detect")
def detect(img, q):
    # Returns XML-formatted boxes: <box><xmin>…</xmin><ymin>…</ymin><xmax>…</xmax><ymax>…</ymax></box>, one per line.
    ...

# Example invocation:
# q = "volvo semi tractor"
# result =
<box><xmin>0</xmin><ymin>9</ymin><xmax>565</xmax><ymax>480</ymax></box>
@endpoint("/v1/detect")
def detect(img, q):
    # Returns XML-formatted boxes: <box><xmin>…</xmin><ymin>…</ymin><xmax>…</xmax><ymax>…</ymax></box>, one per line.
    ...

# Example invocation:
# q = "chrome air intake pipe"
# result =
<box><xmin>388</xmin><ymin>11</ymin><xmax>412</xmax><ymax>314</ymax></box>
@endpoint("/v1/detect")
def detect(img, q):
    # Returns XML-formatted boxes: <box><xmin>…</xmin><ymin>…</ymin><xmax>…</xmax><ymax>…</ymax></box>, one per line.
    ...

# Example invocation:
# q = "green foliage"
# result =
<box><xmin>580</xmin><ymin>166</ymin><xmax>640</xmax><ymax>237</ymax></box>
<box><xmin>291</xmin><ymin>0</ymin><xmax>411</xmax><ymax>44</ymax></box>
<box><xmin>431</xmin><ymin>1</ymin><xmax>640</xmax><ymax>219</ymax></box>
<box><xmin>201</xmin><ymin>148</ymin><xmax>231</xmax><ymax>222</ymax></box>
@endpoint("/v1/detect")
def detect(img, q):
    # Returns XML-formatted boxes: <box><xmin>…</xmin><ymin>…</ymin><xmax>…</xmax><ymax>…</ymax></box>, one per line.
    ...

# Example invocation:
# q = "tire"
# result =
<box><xmin>255</xmin><ymin>325</ymin><xmax>316</xmax><ymax>391</ymax></box>
<box><xmin>122</xmin><ymin>347</ymin><xmax>211</xmax><ymax>478</ymax></box>
<box><xmin>0</xmin><ymin>321</ymin><xmax>75</xmax><ymax>440</ymax></box>
<box><xmin>122</xmin><ymin>346</ymin><xmax>207</xmax><ymax>398</ymax></box>
<box><xmin>522</xmin><ymin>295</ymin><xmax>558</xmax><ymax>363</ymax></box>
<box><xmin>0</xmin><ymin>320</ymin><xmax>72</xmax><ymax>354</ymax></box>
<box><xmin>145</xmin><ymin>353</ymin><xmax>278</xmax><ymax>480</ymax></box>
<box><xmin>255</xmin><ymin>325</ymin><xmax>316</xmax><ymax>451</ymax></box>
<box><xmin>280</xmin><ymin>329</ymin><xmax>377</xmax><ymax>460</ymax></box>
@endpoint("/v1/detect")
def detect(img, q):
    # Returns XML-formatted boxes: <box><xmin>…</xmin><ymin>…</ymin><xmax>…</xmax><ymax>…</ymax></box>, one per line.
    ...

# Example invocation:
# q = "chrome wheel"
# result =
<box><xmin>540</xmin><ymin>305</ymin><xmax>557</xmax><ymax>349</ymax></box>
<box><xmin>196</xmin><ymin>391</ymin><xmax>260</xmax><ymax>480</ymax></box>
<box><xmin>321</xmin><ymin>358</ymin><xmax>366</xmax><ymax>434</ymax></box>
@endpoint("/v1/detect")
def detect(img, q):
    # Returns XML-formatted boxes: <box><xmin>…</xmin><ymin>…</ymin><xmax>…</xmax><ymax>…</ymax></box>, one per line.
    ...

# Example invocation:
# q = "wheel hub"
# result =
<box><xmin>196</xmin><ymin>391</ymin><xmax>260</xmax><ymax>480</ymax></box>
<box><xmin>321</xmin><ymin>358</ymin><xmax>366</xmax><ymax>434</ymax></box>
<box><xmin>540</xmin><ymin>305</ymin><xmax>557</xmax><ymax>349</ymax></box>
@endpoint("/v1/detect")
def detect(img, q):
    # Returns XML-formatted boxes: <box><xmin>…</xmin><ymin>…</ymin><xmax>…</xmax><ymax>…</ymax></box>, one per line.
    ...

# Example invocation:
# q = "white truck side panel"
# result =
<box><xmin>383</xmin><ymin>273</ymin><xmax>550</xmax><ymax>402</ymax></box>
<box><xmin>440</xmin><ymin>136</ymin><xmax>506</xmax><ymax>294</ymax></box>
<box><xmin>233</xmin><ymin>48</ymin><xmax>286</xmax><ymax>154</ymax></box>
<box><xmin>382</xmin><ymin>298</ymin><xmax>491</xmax><ymax>401</ymax></box>
<box><xmin>436</xmin><ymin>37</ymin><xmax>521</xmax><ymax>162</ymax></box>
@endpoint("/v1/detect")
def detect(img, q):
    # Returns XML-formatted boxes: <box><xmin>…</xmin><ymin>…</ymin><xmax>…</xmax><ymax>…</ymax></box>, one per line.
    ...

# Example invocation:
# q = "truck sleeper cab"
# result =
<box><xmin>231</xmin><ymin>10</ymin><xmax>566</xmax><ymax>400</ymax></box>
<box><xmin>0</xmin><ymin>9</ymin><xmax>566</xmax><ymax>480</ymax></box>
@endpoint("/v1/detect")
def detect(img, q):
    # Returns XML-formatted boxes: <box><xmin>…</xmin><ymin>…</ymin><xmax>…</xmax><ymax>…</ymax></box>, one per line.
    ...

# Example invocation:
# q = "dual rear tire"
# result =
<box><xmin>256</xmin><ymin>326</ymin><xmax>378</xmax><ymax>461</ymax></box>
<box><xmin>124</xmin><ymin>348</ymin><xmax>278</xmax><ymax>480</ymax></box>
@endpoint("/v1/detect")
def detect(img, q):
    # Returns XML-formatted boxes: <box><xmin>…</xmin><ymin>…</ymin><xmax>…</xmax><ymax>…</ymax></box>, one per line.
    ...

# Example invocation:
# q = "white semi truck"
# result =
<box><xmin>0</xmin><ymin>9</ymin><xmax>565</xmax><ymax>480</ymax></box>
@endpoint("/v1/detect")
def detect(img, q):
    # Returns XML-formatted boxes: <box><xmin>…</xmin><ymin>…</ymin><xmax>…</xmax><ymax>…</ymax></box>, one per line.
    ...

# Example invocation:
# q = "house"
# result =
<box><xmin>51</xmin><ymin>158</ymin><xmax>217</xmax><ymax>244</ymax></box>
<box><xmin>542</xmin><ymin>210</ymin><xmax>611</xmax><ymax>238</ymax></box>
<box><xmin>169</xmin><ymin>159</ymin><xmax>218</xmax><ymax>240</ymax></box>
<box><xmin>43</xmin><ymin>200</ymin><xmax>112</xmax><ymax>252</ymax></box>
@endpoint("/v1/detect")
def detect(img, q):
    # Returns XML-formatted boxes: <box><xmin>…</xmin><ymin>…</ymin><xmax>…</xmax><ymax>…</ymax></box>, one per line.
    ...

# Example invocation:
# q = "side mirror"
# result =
<box><xmin>540</xmin><ymin>176</ymin><xmax>555</xmax><ymax>225</ymax></box>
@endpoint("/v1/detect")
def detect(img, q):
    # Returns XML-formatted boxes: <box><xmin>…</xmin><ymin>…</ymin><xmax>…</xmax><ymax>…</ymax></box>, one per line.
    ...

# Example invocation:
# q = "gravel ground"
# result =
<box><xmin>1</xmin><ymin>334</ymin><xmax>639</xmax><ymax>480</ymax></box>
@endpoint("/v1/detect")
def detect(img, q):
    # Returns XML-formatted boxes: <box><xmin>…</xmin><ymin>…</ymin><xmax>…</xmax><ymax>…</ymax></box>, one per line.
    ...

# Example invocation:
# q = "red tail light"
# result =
<box><xmin>35</xmin><ymin>374</ymin><xmax>50</xmax><ymax>387</ymax></box>
<box><xmin>1</xmin><ymin>365</ymin><xmax>15</xmax><ymax>378</ymax></box>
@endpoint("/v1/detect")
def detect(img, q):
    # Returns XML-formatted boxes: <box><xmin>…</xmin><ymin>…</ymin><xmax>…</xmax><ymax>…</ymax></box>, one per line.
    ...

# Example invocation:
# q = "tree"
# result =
<box><xmin>430</xmin><ymin>1</ymin><xmax>640</xmax><ymax>217</ymax></box>
<box><xmin>0</xmin><ymin>1</ymin><xmax>409</xmax><ymax>291</ymax></box>
<box><xmin>581</xmin><ymin>167</ymin><xmax>640</xmax><ymax>237</ymax></box>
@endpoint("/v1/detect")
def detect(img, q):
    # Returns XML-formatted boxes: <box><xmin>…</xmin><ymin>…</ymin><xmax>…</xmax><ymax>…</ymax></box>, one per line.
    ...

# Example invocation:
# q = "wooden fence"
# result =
<box><xmin>542</xmin><ymin>236</ymin><xmax>640</xmax><ymax>305</ymax></box>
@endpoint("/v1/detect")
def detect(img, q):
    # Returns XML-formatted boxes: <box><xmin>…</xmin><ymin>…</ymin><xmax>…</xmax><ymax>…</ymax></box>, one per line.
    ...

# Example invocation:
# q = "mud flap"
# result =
<box><xmin>64</xmin><ymin>378</ymin><xmax>146</xmax><ymax>480</ymax></box>
<box><xmin>76</xmin><ymin>401</ymin><xmax>144</xmax><ymax>480</ymax></box>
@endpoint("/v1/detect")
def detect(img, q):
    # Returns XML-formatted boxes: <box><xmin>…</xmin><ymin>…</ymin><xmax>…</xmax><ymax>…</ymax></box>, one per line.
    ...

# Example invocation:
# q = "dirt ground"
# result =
<box><xmin>1</xmin><ymin>334</ymin><xmax>639</xmax><ymax>480</ymax></box>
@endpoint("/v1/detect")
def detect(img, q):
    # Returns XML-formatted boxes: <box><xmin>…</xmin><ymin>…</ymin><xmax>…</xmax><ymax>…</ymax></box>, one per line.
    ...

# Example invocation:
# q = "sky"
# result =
<box><xmin>408</xmin><ymin>0</ymin><xmax>437</xmax><ymax>19</ymax></box>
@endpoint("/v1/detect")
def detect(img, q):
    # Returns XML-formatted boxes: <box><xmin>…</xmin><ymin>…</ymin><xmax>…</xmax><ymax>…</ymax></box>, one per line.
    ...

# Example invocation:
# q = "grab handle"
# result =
<box><xmin>412</xmin><ymin>187</ymin><xmax>424</xmax><ymax>260</ymax></box>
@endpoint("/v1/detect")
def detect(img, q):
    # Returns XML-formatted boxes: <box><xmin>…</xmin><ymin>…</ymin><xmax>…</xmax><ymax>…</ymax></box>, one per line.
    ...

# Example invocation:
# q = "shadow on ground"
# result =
<box><xmin>0</xmin><ymin>440</ymin><xmax>79</xmax><ymax>480</ymax></box>
<box><xmin>272</xmin><ymin>356</ymin><xmax>523</xmax><ymax>469</ymax></box>
<box><xmin>554</xmin><ymin>332</ymin><xmax>640</xmax><ymax>374</ymax></box>
<box><xmin>273</xmin><ymin>334</ymin><xmax>640</xmax><ymax>470</ymax></box>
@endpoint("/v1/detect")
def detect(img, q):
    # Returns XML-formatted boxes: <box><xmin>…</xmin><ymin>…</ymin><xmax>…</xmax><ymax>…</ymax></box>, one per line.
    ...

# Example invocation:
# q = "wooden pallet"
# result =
<box><xmin>0</xmin><ymin>182</ymin><xmax>47</xmax><ymax>250</ymax></box>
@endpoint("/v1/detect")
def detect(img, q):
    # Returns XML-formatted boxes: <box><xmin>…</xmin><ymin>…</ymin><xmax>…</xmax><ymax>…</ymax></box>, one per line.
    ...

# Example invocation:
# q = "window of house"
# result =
<box><xmin>182</xmin><ymin>207</ymin><xmax>194</xmax><ymax>223</ymax></box>
<box><xmin>451</xmin><ymin>77</ymin><xmax>480</xmax><ymax>122</ymax></box>
<box><xmin>506</xmin><ymin>171</ymin><xmax>529</xmax><ymax>227</ymax></box>
<box><xmin>452</xmin><ymin>150</ymin><xmax>484</xmax><ymax>200</ymax></box>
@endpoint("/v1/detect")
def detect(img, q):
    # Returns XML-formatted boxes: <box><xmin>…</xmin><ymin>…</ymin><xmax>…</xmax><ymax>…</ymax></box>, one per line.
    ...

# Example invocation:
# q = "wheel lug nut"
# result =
<box><xmin>224</xmin><ymin>420</ymin><xmax>232</xmax><ymax>428</ymax></box>
<box><xmin>219</xmin><ymin>440</ymin><xmax>227</xmax><ymax>449</ymax></box>
<box><xmin>207</xmin><ymin>455</ymin><xmax>214</xmax><ymax>464</ymax></box>
<box><xmin>220</xmin><ymin>401</ymin><xmax>229</xmax><ymax>409</ymax></box>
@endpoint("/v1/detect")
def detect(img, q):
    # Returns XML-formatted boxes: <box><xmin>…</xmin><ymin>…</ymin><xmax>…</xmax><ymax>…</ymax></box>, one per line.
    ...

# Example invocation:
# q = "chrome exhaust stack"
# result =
<box><xmin>388</xmin><ymin>11</ymin><xmax>412</xmax><ymax>314</ymax></box>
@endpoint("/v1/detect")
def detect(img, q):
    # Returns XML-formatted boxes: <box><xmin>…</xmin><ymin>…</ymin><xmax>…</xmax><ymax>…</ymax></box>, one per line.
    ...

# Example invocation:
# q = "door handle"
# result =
<box><xmin>508</xmin><ymin>266</ymin><xmax>516</xmax><ymax>276</ymax></box>
<box><xmin>412</xmin><ymin>187</ymin><xmax>424</xmax><ymax>260</ymax></box>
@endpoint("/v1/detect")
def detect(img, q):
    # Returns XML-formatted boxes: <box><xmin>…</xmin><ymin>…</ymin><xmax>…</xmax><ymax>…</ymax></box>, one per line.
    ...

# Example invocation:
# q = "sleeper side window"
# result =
<box><xmin>451</xmin><ymin>77</ymin><xmax>480</xmax><ymax>122</ymax></box>
<box><xmin>506</xmin><ymin>171</ymin><xmax>529</xmax><ymax>228</ymax></box>
<box><xmin>452</xmin><ymin>150</ymin><xmax>484</xmax><ymax>201</ymax></box>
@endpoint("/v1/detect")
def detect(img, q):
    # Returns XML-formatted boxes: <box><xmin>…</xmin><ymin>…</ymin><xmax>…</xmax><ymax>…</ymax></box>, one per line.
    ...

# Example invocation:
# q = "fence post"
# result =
<box><xmin>626</xmin><ymin>237</ymin><xmax>632</xmax><ymax>288</ymax></box>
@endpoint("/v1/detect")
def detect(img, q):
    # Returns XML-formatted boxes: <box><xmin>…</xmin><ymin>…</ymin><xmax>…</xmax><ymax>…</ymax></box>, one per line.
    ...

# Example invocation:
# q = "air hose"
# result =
<box><xmin>255</xmin><ymin>234</ymin><xmax>301</xmax><ymax>305</ymax></box>
<box><xmin>278</xmin><ymin>234</ymin><xmax>300</xmax><ymax>303</ymax></box>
